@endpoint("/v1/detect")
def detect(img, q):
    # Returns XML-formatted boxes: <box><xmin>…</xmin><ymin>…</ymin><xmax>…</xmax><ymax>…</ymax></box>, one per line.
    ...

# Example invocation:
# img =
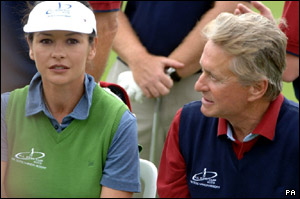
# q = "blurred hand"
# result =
<box><xmin>234</xmin><ymin>1</ymin><xmax>275</xmax><ymax>23</ymax></box>
<box><xmin>129</xmin><ymin>54</ymin><xmax>184</xmax><ymax>98</ymax></box>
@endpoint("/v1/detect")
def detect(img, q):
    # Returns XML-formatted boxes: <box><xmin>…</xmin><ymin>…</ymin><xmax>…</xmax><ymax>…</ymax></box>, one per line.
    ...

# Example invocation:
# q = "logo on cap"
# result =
<box><xmin>46</xmin><ymin>2</ymin><xmax>72</xmax><ymax>17</ymax></box>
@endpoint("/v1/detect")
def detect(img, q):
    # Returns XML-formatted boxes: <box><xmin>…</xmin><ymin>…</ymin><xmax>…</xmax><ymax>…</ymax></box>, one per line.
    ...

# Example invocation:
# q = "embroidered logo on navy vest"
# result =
<box><xmin>190</xmin><ymin>168</ymin><xmax>220</xmax><ymax>189</ymax></box>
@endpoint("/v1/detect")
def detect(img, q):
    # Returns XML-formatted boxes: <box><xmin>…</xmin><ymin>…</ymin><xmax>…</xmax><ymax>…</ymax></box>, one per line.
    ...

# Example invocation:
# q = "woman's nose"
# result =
<box><xmin>51</xmin><ymin>42</ymin><xmax>66</xmax><ymax>59</ymax></box>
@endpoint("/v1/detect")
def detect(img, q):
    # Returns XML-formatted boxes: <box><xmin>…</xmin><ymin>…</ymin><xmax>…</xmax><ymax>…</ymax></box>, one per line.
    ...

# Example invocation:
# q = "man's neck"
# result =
<box><xmin>228</xmin><ymin>100</ymin><xmax>270</xmax><ymax>142</ymax></box>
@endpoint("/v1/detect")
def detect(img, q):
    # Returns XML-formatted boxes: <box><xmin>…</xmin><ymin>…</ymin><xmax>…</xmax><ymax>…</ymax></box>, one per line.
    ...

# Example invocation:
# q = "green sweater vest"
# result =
<box><xmin>5</xmin><ymin>85</ymin><xmax>128</xmax><ymax>198</ymax></box>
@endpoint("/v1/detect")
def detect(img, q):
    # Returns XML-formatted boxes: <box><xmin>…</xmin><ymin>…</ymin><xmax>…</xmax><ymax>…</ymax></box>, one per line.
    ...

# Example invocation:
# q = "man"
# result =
<box><xmin>106</xmin><ymin>1</ymin><xmax>251</xmax><ymax>166</ymax></box>
<box><xmin>157</xmin><ymin>12</ymin><xmax>299</xmax><ymax>198</ymax></box>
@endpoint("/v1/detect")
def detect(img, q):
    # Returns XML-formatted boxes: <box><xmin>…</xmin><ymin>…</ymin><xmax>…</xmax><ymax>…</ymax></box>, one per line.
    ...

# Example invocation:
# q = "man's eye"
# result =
<box><xmin>209</xmin><ymin>74</ymin><xmax>217</xmax><ymax>81</ymax></box>
<box><xmin>40</xmin><ymin>39</ymin><xmax>52</xmax><ymax>44</ymax></box>
<box><xmin>67</xmin><ymin>39</ymin><xmax>79</xmax><ymax>44</ymax></box>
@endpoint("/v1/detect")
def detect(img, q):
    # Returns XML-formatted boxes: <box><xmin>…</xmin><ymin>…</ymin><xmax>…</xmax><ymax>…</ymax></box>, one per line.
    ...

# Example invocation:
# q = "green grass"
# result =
<box><xmin>102</xmin><ymin>1</ymin><xmax>298</xmax><ymax>103</ymax></box>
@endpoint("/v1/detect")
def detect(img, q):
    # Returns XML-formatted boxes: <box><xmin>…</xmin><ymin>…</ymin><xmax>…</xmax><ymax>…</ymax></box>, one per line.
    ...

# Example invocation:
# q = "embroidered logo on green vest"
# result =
<box><xmin>12</xmin><ymin>148</ymin><xmax>47</xmax><ymax>169</ymax></box>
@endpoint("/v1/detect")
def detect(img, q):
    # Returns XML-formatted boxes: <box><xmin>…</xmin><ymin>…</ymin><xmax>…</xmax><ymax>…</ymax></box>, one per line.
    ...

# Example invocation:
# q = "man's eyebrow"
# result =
<box><xmin>201</xmin><ymin>65</ymin><xmax>217</xmax><ymax>78</ymax></box>
<box><xmin>199</xmin><ymin>62</ymin><xmax>211</xmax><ymax>75</ymax></box>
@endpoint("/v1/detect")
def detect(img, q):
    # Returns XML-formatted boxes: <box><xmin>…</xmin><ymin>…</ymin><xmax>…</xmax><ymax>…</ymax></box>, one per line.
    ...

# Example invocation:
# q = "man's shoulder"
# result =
<box><xmin>181</xmin><ymin>101</ymin><xmax>205</xmax><ymax>118</ymax></box>
<box><xmin>281</xmin><ymin>98</ymin><xmax>299</xmax><ymax>116</ymax></box>
<box><xmin>180</xmin><ymin>100</ymin><xmax>218</xmax><ymax>127</ymax></box>
<box><xmin>183</xmin><ymin>100</ymin><xmax>202</xmax><ymax>110</ymax></box>
<box><xmin>180</xmin><ymin>100</ymin><xmax>214</xmax><ymax>123</ymax></box>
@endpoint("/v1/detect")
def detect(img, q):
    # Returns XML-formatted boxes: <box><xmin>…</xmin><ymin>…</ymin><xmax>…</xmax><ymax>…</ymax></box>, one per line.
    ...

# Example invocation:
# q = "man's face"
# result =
<box><xmin>194</xmin><ymin>40</ymin><xmax>251</xmax><ymax>119</ymax></box>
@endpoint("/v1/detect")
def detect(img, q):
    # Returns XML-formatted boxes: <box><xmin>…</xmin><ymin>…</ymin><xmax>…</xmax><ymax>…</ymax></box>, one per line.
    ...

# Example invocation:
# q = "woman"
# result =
<box><xmin>1</xmin><ymin>1</ymin><xmax>140</xmax><ymax>198</ymax></box>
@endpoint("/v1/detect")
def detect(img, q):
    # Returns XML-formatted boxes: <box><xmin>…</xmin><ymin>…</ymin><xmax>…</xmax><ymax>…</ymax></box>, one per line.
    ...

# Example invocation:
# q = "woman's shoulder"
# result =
<box><xmin>1</xmin><ymin>92</ymin><xmax>11</xmax><ymax>119</ymax></box>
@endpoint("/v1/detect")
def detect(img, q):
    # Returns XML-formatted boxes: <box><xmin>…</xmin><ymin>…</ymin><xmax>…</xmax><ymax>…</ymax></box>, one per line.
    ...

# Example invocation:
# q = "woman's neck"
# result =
<box><xmin>42</xmin><ymin>81</ymin><xmax>85</xmax><ymax>124</ymax></box>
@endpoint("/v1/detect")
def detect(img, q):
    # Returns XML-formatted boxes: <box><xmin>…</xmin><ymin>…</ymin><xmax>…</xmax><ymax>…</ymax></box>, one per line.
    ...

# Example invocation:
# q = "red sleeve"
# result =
<box><xmin>157</xmin><ymin>108</ymin><xmax>190</xmax><ymax>198</ymax></box>
<box><xmin>89</xmin><ymin>1</ymin><xmax>121</xmax><ymax>12</ymax></box>
<box><xmin>279</xmin><ymin>1</ymin><xmax>299</xmax><ymax>55</ymax></box>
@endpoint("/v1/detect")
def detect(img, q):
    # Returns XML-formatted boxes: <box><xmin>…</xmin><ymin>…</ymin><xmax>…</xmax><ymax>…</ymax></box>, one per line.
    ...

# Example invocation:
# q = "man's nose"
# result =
<box><xmin>194</xmin><ymin>73</ymin><xmax>208</xmax><ymax>92</ymax></box>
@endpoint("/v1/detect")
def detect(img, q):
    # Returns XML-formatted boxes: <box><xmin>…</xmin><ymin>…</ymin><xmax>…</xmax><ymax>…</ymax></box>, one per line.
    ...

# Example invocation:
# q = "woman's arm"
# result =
<box><xmin>1</xmin><ymin>93</ymin><xmax>9</xmax><ymax>198</ymax></box>
<box><xmin>100</xmin><ymin>110</ymin><xmax>140</xmax><ymax>196</ymax></box>
<box><xmin>100</xmin><ymin>186</ymin><xmax>132</xmax><ymax>198</ymax></box>
<box><xmin>1</xmin><ymin>161</ymin><xmax>7</xmax><ymax>198</ymax></box>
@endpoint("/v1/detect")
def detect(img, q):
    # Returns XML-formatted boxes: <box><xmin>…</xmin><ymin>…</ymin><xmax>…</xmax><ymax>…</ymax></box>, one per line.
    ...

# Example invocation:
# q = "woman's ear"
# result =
<box><xmin>87</xmin><ymin>37</ymin><xmax>98</xmax><ymax>61</ymax></box>
<box><xmin>247</xmin><ymin>79</ymin><xmax>268</xmax><ymax>102</ymax></box>
<box><xmin>27</xmin><ymin>37</ymin><xmax>35</xmax><ymax>61</ymax></box>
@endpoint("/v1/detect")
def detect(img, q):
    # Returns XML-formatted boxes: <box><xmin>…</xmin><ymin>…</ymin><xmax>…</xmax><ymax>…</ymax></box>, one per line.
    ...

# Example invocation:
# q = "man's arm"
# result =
<box><xmin>86</xmin><ymin>11</ymin><xmax>119</xmax><ymax>82</ymax></box>
<box><xmin>157</xmin><ymin>109</ymin><xmax>190</xmax><ymax>198</ymax></box>
<box><xmin>112</xmin><ymin>11</ymin><xmax>184</xmax><ymax>98</ymax></box>
<box><xmin>169</xmin><ymin>1</ymin><xmax>251</xmax><ymax>78</ymax></box>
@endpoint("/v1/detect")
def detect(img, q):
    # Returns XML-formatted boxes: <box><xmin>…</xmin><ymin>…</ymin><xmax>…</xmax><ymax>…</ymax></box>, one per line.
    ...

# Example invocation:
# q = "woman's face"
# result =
<box><xmin>28</xmin><ymin>30</ymin><xmax>96</xmax><ymax>86</ymax></box>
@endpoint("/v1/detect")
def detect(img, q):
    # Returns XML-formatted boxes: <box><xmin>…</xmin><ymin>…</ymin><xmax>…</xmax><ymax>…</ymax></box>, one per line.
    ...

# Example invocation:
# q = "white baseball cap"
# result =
<box><xmin>23</xmin><ymin>1</ymin><xmax>97</xmax><ymax>35</ymax></box>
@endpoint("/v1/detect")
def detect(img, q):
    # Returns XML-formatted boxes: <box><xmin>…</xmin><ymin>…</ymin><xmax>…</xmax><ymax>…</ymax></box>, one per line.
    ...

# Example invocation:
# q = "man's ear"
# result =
<box><xmin>247</xmin><ymin>79</ymin><xmax>268</xmax><ymax>102</ymax></box>
<box><xmin>27</xmin><ymin>37</ymin><xmax>35</xmax><ymax>61</ymax></box>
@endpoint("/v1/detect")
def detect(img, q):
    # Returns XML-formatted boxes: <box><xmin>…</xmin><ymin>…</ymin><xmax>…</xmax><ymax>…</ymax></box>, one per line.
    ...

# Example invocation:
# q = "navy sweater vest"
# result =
<box><xmin>179</xmin><ymin>99</ymin><xmax>299</xmax><ymax>198</ymax></box>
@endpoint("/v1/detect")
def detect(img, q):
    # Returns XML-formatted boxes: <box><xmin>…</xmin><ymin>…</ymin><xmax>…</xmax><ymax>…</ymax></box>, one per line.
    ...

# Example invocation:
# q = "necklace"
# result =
<box><xmin>43</xmin><ymin>92</ymin><xmax>53</xmax><ymax>116</ymax></box>
<box><xmin>44</xmin><ymin>100</ymin><xmax>54</xmax><ymax>116</ymax></box>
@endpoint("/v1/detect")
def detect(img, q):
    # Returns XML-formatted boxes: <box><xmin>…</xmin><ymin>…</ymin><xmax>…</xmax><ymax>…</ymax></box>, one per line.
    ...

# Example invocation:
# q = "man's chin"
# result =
<box><xmin>200</xmin><ymin>107</ymin><xmax>216</xmax><ymax>118</ymax></box>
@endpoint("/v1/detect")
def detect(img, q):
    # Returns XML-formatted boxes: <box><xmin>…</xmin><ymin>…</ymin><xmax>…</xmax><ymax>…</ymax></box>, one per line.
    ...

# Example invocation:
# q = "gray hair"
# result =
<box><xmin>202</xmin><ymin>12</ymin><xmax>287</xmax><ymax>101</ymax></box>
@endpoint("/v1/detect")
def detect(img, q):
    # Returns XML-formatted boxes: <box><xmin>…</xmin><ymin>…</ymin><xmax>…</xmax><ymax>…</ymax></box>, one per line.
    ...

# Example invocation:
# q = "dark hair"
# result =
<box><xmin>23</xmin><ymin>1</ymin><xmax>96</xmax><ymax>44</ymax></box>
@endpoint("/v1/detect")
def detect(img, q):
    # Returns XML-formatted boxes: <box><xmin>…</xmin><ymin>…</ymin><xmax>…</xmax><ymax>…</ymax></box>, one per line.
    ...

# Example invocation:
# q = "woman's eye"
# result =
<box><xmin>67</xmin><ymin>39</ymin><xmax>79</xmax><ymax>44</ymax></box>
<box><xmin>40</xmin><ymin>39</ymin><xmax>52</xmax><ymax>44</ymax></box>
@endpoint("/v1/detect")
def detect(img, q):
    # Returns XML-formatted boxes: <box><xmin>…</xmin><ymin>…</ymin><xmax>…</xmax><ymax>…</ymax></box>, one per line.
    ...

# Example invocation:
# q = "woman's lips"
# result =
<box><xmin>49</xmin><ymin>65</ymin><xmax>70</xmax><ymax>72</ymax></box>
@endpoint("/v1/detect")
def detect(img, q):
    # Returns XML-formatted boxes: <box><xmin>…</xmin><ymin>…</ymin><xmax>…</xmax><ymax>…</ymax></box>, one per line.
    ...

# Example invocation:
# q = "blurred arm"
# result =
<box><xmin>86</xmin><ymin>11</ymin><xmax>119</xmax><ymax>82</ymax></box>
<box><xmin>112</xmin><ymin>11</ymin><xmax>184</xmax><ymax>98</ymax></box>
<box><xmin>169</xmin><ymin>1</ymin><xmax>251</xmax><ymax>78</ymax></box>
<box><xmin>235</xmin><ymin>1</ymin><xmax>275</xmax><ymax>22</ymax></box>
<box><xmin>282</xmin><ymin>53</ymin><xmax>299</xmax><ymax>82</ymax></box>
